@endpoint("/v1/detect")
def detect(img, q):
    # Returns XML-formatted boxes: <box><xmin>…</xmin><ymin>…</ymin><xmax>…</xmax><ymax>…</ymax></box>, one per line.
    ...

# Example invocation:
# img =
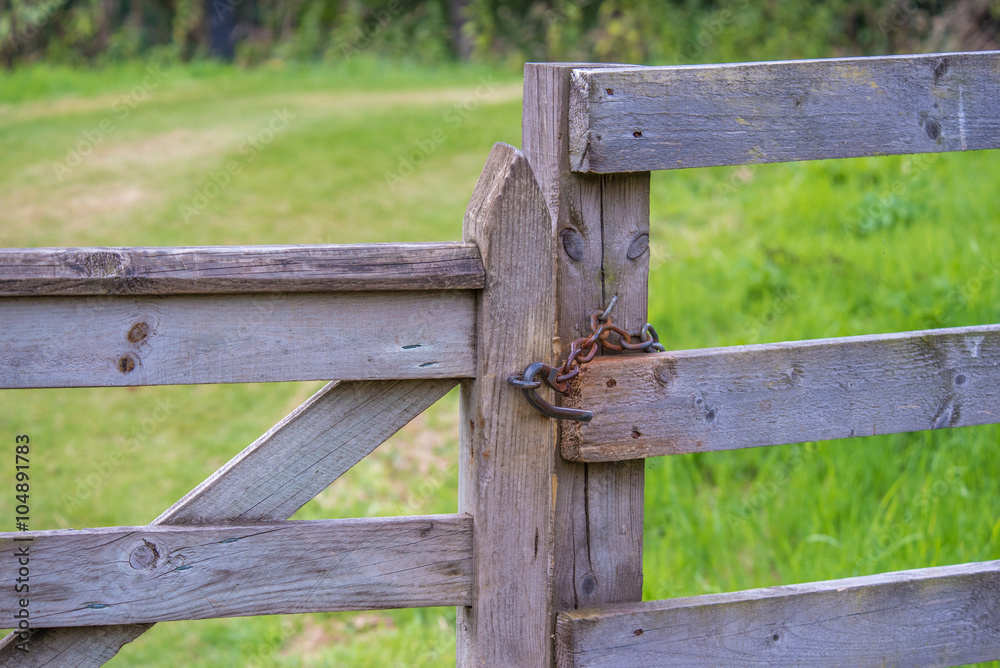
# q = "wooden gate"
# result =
<box><xmin>1</xmin><ymin>50</ymin><xmax>999</xmax><ymax>666</ymax></box>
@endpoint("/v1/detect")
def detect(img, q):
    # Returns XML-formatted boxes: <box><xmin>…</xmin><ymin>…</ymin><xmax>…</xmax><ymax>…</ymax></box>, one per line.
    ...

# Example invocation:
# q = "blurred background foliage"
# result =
<box><xmin>2</xmin><ymin>0</ymin><xmax>999</xmax><ymax>69</ymax></box>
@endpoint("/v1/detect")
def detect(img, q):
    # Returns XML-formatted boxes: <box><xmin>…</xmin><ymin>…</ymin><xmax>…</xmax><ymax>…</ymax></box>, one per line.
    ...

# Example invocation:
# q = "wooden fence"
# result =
<box><xmin>1</xmin><ymin>50</ymin><xmax>999</xmax><ymax>666</ymax></box>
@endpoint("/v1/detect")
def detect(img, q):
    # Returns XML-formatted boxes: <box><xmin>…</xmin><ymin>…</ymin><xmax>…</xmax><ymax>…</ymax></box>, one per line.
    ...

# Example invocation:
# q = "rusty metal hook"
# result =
<box><xmin>509</xmin><ymin>297</ymin><xmax>664</xmax><ymax>422</ymax></box>
<box><xmin>509</xmin><ymin>362</ymin><xmax>593</xmax><ymax>422</ymax></box>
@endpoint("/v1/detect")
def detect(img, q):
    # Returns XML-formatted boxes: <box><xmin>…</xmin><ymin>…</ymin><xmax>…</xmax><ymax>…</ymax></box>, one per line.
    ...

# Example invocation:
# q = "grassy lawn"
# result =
<box><xmin>1</xmin><ymin>59</ymin><xmax>998</xmax><ymax>666</ymax></box>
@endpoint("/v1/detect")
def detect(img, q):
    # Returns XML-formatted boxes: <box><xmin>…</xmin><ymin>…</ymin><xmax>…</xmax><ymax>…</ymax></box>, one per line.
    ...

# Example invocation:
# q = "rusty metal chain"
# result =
<box><xmin>509</xmin><ymin>296</ymin><xmax>665</xmax><ymax>422</ymax></box>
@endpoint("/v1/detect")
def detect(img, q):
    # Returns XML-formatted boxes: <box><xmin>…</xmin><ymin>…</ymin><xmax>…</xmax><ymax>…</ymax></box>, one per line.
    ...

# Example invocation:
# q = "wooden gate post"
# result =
<box><xmin>458</xmin><ymin>142</ymin><xmax>557</xmax><ymax>664</ymax></box>
<box><xmin>522</xmin><ymin>63</ymin><xmax>650</xmax><ymax>620</ymax></box>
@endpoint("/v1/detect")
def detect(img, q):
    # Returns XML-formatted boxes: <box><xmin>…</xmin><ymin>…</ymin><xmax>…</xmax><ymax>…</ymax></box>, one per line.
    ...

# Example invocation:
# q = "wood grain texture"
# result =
<box><xmin>0</xmin><ymin>291</ymin><xmax>475</xmax><ymax>388</ymax></box>
<box><xmin>457</xmin><ymin>142</ymin><xmax>557</xmax><ymax>665</ymax></box>
<box><xmin>0</xmin><ymin>378</ymin><xmax>450</xmax><ymax>664</ymax></box>
<box><xmin>0</xmin><ymin>516</ymin><xmax>473</xmax><ymax>626</ymax></box>
<box><xmin>569</xmin><ymin>50</ymin><xmax>1000</xmax><ymax>172</ymax></box>
<box><xmin>523</xmin><ymin>63</ymin><xmax>646</xmax><ymax>623</ymax></box>
<box><xmin>156</xmin><ymin>379</ymin><xmax>456</xmax><ymax>524</ymax></box>
<box><xmin>563</xmin><ymin>324</ymin><xmax>1000</xmax><ymax>461</ymax></box>
<box><xmin>0</xmin><ymin>243</ymin><xmax>484</xmax><ymax>295</ymax></box>
<box><xmin>556</xmin><ymin>560</ymin><xmax>1000</xmax><ymax>667</ymax></box>
<box><xmin>0</xmin><ymin>626</ymin><xmax>151</xmax><ymax>667</ymax></box>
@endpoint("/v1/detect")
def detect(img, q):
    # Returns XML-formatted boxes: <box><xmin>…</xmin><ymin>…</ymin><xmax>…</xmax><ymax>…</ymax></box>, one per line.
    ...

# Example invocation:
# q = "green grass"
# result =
<box><xmin>0</xmin><ymin>60</ymin><xmax>998</xmax><ymax>666</ymax></box>
<box><xmin>644</xmin><ymin>152</ymin><xmax>1000</xmax><ymax>606</ymax></box>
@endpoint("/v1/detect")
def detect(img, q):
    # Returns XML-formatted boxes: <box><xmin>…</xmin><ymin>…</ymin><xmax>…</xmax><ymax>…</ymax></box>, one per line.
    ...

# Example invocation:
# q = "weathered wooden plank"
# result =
<box><xmin>457</xmin><ymin>142</ymin><xmax>556</xmax><ymax>665</ymax></box>
<box><xmin>0</xmin><ymin>515</ymin><xmax>473</xmax><ymax>626</ymax></box>
<box><xmin>0</xmin><ymin>243</ymin><xmax>484</xmax><ymax>295</ymax></box>
<box><xmin>556</xmin><ymin>560</ymin><xmax>1000</xmax><ymax>667</ymax></box>
<box><xmin>582</xmin><ymin>173</ymin><xmax>649</xmax><ymax>605</ymax></box>
<box><xmin>0</xmin><ymin>378</ymin><xmax>451</xmax><ymax>664</ymax></box>
<box><xmin>563</xmin><ymin>324</ymin><xmax>1000</xmax><ymax>461</ymax></box>
<box><xmin>157</xmin><ymin>378</ymin><xmax>456</xmax><ymax>523</ymax></box>
<box><xmin>0</xmin><ymin>291</ymin><xmax>475</xmax><ymax>388</ymax></box>
<box><xmin>523</xmin><ymin>62</ymin><xmax>646</xmax><ymax>631</ymax></box>
<box><xmin>0</xmin><ymin>626</ymin><xmax>150</xmax><ymax>666</ymax></box>
<box><xmin>569</xmin><ymin>50</ymin><xmax>1000</xmax><ymax>172</ymax></box>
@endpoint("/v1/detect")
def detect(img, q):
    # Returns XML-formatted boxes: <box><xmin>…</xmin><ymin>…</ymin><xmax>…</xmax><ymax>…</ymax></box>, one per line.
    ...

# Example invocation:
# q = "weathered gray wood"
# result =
<box><xmin>523</xmin><ymin>62</ymin><xmax>646</xmax><ymax>627</ymax></box>
<box><xmin>457</xmin><ymin>142</ymin><xmax>556</xmax><ymax>665</ymax></box>
<box><xmin>0</xmin><ymin>291</ymin><xmax>475</xmax><ymax>388</ymax></box>
<box><xmin>563</xmin><ymin>324</ymin><xmax>1000</xmax><ymax>461</ymax></box>
<box><xmin>578</xmin><ymin>172</ymin><xmax>649</xmax><ymax>607</ymax></box>
<box><xmin>157</xmin><ymin>378</ymin><xmax>456</xmax><ymax>523</ymax></box>
<box><xmin>556</xmin><ymin>560</ymin><xmax>1000</xmax><ymax>667</ymax></box>
<box><xmin>0</xmin><ymin>516</ymin><xmax>473</xmax><ymax>626</ymax></box>
<box><xmin>0</xmin><ymin>243</ymin><xmax>484</xmax><ymax>295</ymax></box>
<box><xmin>0</xmin><ymin>626</ymin><xmax>150</xmax><ymax>667</ymax></box>
<box><xmin>0</xmin><ymin>378</ymin><xmax>451</xmax><ymax>664</ymax></box>
<box><xmin>569</xmin><ymin>50</ymin><xmax>1000</xmax><ymax>172</ymax></box>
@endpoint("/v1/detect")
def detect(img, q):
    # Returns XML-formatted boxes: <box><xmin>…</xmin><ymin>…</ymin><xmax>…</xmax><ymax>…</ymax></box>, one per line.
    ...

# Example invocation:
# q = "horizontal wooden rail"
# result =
<box><xmin>563</xmin><ymin>324</ymin><xmax>1000</xmax><ymax>461</ymax></box>
<box><xmin>556</xmin><ymin>560</ymin><xmax>1000</xmax><ymax>667</ymax></box>
<box><xmin>0</xmin><ymin>515</ymin><xmax>472</xmax><ymax>626</ymax></box>
<box><xmin>0</xmin><ymin>242</ymin><xmax>484</xmax><ymax>295</ymax></box>
<box><xmin>569</xmin><ymin>50</ymin><xmax>1000</xmax><ymax>172</ymax></box>
<box><xmin>0</xmin><ymin>290</ymin><xmax>475</xmax><ymax>388</ymax></box>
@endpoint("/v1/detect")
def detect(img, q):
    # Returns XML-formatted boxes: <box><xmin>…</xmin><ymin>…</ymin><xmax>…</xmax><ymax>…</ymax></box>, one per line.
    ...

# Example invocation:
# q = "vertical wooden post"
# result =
<box><xmin>522</xmin><ymin>64</ymin><xmax>650</xmax><ymax>620</ymax></box>
<box><xmin>458</xmin><ymin>142</ymin><xmax>557</xmax><ymax>664</ymax></box>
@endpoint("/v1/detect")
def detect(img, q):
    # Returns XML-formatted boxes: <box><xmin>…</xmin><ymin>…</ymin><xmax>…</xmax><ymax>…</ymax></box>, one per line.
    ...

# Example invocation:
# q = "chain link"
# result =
<box><xmin>509</xmin><ymin>296</ymin><xmax>665</xmax><ymax>421</ymax></box>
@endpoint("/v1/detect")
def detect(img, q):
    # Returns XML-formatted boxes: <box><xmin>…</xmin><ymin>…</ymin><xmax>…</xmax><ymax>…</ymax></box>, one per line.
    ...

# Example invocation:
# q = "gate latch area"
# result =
<box><xmin>509</xmin><ymin>296</ymin><xmax>664</xmax><ymax>422</ymax></box>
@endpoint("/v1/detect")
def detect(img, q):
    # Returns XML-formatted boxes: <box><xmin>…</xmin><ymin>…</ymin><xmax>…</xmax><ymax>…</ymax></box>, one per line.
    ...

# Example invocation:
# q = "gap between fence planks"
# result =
<box><xmin>0</xmin><ymin>516</ymin><xmax>472</xmax><ymax>626</ymax></box>
<box><xmin>0</xmin><ymin>243</ymin><xmax>484</xmax><ymax>295</ymax></box>
<box><xmin>0</xmin><ymin>378</ymin><xmax>453</xmax><ymax>665</ymax></box>
<box><xmin>157</xmin><ymin>378</ymin><xmax>457</xmax><ymax>523</ymax></box>
<box><xmin>555</xmin><ymin>560</ymin><xmax>1000</xmax><ymax>667</ymax></box>
<box><xmin>569</xmin><ymin>50</ymin><xmax>1000</xmax><ymax>172</ymax></box>
<box><xmin>563</xmin><ymin>324</ymin><xmax>1000</xmax><ymax>461</ymax></box>
<box><xmin>0</xmin><ymin>291</ymin><xmax>475</xmax><ymax>388</ymax></box>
